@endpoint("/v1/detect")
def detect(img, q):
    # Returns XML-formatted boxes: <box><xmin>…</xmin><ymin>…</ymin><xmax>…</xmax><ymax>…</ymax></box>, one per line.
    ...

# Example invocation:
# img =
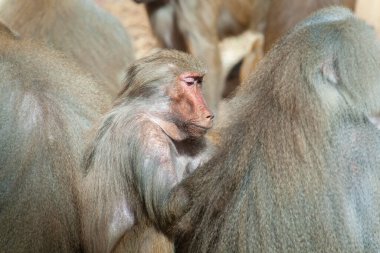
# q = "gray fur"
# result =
<box><xmin>170</xmin><ymin>7</ymin><xmax>380</xmax><ymax>252</ymax></box>
<box><xmin>0</xmin><ymin>24</ymin><xmax>110</xmax><ymax>252</ymax></box>
<box><xmin>0</xmin><ymin>0</ymin><xmax>135</xmax><ymax>96</ymax></box>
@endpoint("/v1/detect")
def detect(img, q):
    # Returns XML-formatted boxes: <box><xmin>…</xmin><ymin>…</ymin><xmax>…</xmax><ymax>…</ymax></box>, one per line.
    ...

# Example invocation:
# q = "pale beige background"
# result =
<box><xmin>356</xmin><ymin>0</ymin><xmax>380</xmax><ymax>35</ymax></box>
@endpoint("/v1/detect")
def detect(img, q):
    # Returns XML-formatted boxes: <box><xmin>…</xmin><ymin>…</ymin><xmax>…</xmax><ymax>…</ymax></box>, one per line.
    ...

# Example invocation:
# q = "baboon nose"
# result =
<box><xmin>203</xmin><ymin>113</ymin><xmax>214</xmax><ymax>129</ymax></box>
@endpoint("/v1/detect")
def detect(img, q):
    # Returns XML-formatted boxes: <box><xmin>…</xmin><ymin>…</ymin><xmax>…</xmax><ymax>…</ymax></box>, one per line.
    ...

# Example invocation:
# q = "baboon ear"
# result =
<box><xmin>320</xmin><ymin>57</ymin><xmax>339</xmax><ymax>85</ymax></box>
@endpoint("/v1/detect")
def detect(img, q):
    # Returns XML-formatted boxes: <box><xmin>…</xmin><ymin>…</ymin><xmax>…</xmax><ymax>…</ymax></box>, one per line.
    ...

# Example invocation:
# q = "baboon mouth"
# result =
<box><xmin>190</xmin><ymin>124</ymin><xmax>212</xmax><ymax>131</ymax></box>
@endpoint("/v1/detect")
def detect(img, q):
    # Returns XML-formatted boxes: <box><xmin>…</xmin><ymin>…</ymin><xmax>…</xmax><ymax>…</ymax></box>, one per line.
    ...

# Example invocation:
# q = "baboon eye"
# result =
<box><xmin>183</xmin><ymin>77</ymin><xmax>196</xmax><ymax>86</ymax></box>
<box><xmin>181</xmin><ymin>75</ymin><xmax>204</xmax><ymax>87</ymax></box>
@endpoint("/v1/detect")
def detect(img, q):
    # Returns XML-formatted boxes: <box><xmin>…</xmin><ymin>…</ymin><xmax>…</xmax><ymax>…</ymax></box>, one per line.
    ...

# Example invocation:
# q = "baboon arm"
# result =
<box><xmin>134</xmin><ymin>124</ymin><xmax>180</xmax><ymax>227</ymax></box>
<box><xmin>106</xmin><ymin>199</ymin><xmax>135</xmax><ymax>252</ymax></box>
<box><xmin>82</xmin><ymin>170</ymin><xmax>135</xmax><ymax>253</ymax></box>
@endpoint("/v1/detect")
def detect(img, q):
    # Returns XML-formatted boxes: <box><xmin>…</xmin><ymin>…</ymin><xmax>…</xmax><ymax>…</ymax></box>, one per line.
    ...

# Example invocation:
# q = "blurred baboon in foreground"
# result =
<box><xmin>166</xmin><ymin>7</ymin><xmax>380</xmax><ymax>252</ymax></box>
<box><xmin>81</xmin><ymin>50</ymin><xmax>213</xmax><ymax>253</ymax></box>
<box><xmin>0</xmin><ymin>22</ymin><xmax>110</xmax><ymax>252</ymax></box>
<box><xmin>263</xmin><ymin>0</ymin><xmax>355</xmax><ymax>52</ymax></box>
<box><xmin>0</xmin><ymin>0</ymin><xmax>135</xmax><ymax>96</ymax></box>
<box><xmin>95</xmin><ymin>0</ymin><xmax>160</xmax><ymax>59</ymax></box>
<box><xmin>0</xmin><ymin>20</ymin><xmax>17</xmax><ymax>38</ymax></box>
<box><xmin>134</xmin><ymin>0</ymin><xmax>355</xmax><ymax>109</ymax></box>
